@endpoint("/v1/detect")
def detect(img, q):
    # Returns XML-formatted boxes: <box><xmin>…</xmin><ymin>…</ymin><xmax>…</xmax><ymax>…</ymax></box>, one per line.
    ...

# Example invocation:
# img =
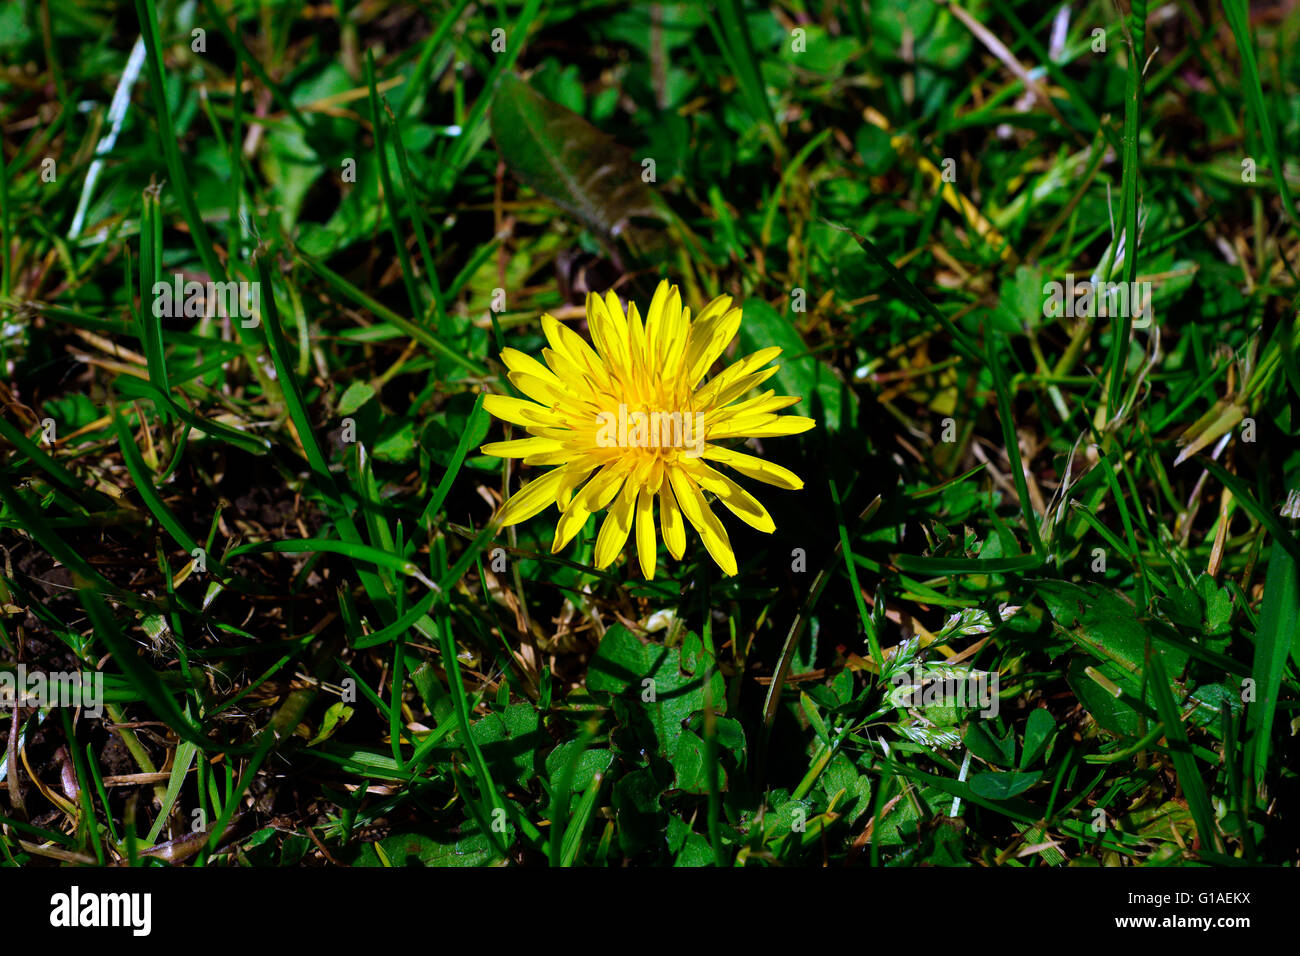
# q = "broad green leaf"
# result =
<box><xmin>738</xmin><ymin>299</ymin><xmax>853</xmax><ymax>431</ymax></box>
<box><xmin>968</xmin><ymin>769</ymin><xmax>1041</xmax><ymax>800</ymax></box>
<box><xmin>545</xmin><ymin>739</ymin><xmax>608</xmax><ymax>793</ymax></box>
<box><xmin>469</xmin><ymin>702</ymin><xmax>544</xmax><ymax>788</ymax></box>
<box><xmin>490</xmin><ymin>74</ymin><xmax>664</xmax><ymax>254</ymax></box>
<box><xmin>587</xmin><ymin>624</ymin><xmax>724</xmax><ymax>757</ymax></box>
<box><xmin>1066</xmin><ymin>659</ymin><xmax>1140</xmax><ymax>737</ymax></box>
<box><xmin>374</xmin><ymin>419</ymin><xmax>416</xmax><ymax>463</ymax></box>
<box><xmin>1039</xmin><ymin>580</ymin><xmax>1187</xmax><ymax>676</ymax></box>
<box><xmin>671</xmin><ymin>728</ymin><xmax>710</xmax><ymax>794</ymax></box>
<box><xmin>307</xmin><ymin>702</ymin><xmax>354</xmax><ymax>747</ymax></box>
<box><xmin>338</xmin><ymin>382</ymin><xmax>375</xmax><ymax>415</ymax></box>
<box><xmin>612</xmin><ymin>767</ymin><xmax>663</xmax><ymax>857</ymax></box>
<box><xmin>669</xmin><ymin>815</ymin><xmax>716</xmax><ymax>866</ymax></box>
<box><xmin>964</xmin><ymin>721</ymin><xmax>1014</xmax><ymax>767</ymax></box>
<box><xmin>348</xmin><ymin>827</ymin><xmax>496</xmax><ymax>867</ymax></box>
<box><xmin>1019</xmin><ymin>708</ymin><xmax>1055</xmax><ymax>769</ymax></box>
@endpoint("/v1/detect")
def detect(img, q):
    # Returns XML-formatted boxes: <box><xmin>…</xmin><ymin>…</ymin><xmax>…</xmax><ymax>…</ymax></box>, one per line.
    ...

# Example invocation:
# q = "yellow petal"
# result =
<box><xmin>572</xmin><ymin>462</ymin><xmax>628</xmax><ymax>514</ymax></box>
<box><xmin>693</xmin><ymin>346</ymin><xmax>782</xmax><ymax>408</ymax></box>
<box><xmin>541</xmin><ymin>346</ymin><xmax>588</xmax><ymax>384</ymax></box>
<box><xmin>501</xmin><ymin>347</ymin><xmax>566</xmax><ymax>389</ymax></box>
<box><xmin>644</xmin><ymin>279</ymin><xmax>672</xmax><ymax>366</ymax></box>
<box><xmin>683</xmin><ymin>461</ymin><xmax>775</xmax><ymax>534</ymax></box>
<box><xmin>708</xmin><ymin>414</ymin><xmax>816</xmax><ymax>439</ymax></box>
<box><xmin>482</xmin><ymin>394</ymin><xmax>560</xmax><ymax>427</ymax></box>
<box><xmin>508</xmin><ymin>370</ymin><xmax>570</xmax><ymax>407</ymax></box>
<box><xmin>647</xmin><ymin>457</ymin><xmax>665</xmax><ymax>494</ymax></box>
<box><xmin>635</xmin><ymin>487</ymin><xmax>657</xmax><ymax>579</ymax></box>
<box><xmin>711</xmin><ymin>418</ymin><xmax>811</xmax><ymax>439</ymax></box>
<box><xmin>495</xmin><ymin>467</ymin><xmax>568</xmax><ymax>526</ymax></box>
<box><xmin>716</xmin><ymin>345</ymin><xmax>783</xmax><ymax>378</ymax></box>
<box><xmin>705</xmin><ymin>390</ymin><xmax>801</xmax><ymax>423</ymax></box>
<box><xmin>552</xmin><ymin>502</ymin><xmax>591</xmax><ymax>552</ymax></box>
<box><xmin>667</xmin><ymin>468</ymin><xmax>737</xmax><ymax>576</ymax></box>
<box><xmin>587</xmin><ymin>291</ymin><xmax>630</xmax><ymax>375</ymax></box>
<box><xmin>480</xmin><ymin>437</ymin><xmax>563</xmax><ymax>458</ymax></box>
<box><xmin>557</xmin><ymin>464</ymin><xmax>596</xmax><ymax>503</ymax></box>
<box><xmin>708</xmin><ymin>365</ymin><xmax>781</xmax><ymax>410</ymax></box>
<box><xmin>604</xmin><ymin>289</ymin><xmax>628</xmax><ymax>333</ymax></box>
<box><xmin>700</xmin><ymin>445</ymin><xmax>804</xmax><ymax>490</ymax></box>
<box><xmin>626</xmin><ymin>300</ymin><xmax>649</xmax><ymax>390</ymax></box>
<box><xmin>541</xmin><ymin>313</ymin><xmax>612</xmax><ymax>388</ymax></box>
<box><xmin>683</xmin><ymin>305</ymin><xmax>741</xmax><ymax>388</ymax></box>
<box><xmin>522</xmin><ymin>449</ymin><xmax>579</xmax><ymax>466</ymax></box>
<box><xmin>553</xmin><ymin>462</ymin><xmax>599</xmax><ymax>522</ymax></box>
<box><xmin>659</xmin><ymin>481</ymin><xmax>686</xmax><ymax>559</ymax></box>
<box><xmin>594</xmin><ymin>483</ymin><xmax>636</xmax><ymax>569</ymax></box>
<box><xmin>662</xmin><ymin>298</ymin><xmax>689</xmax><ymax>379</ymax></box>
<box><xmin>692</xmin><ymin>293</ymin><xmax>734</xmax><ymax>328</ymax></box>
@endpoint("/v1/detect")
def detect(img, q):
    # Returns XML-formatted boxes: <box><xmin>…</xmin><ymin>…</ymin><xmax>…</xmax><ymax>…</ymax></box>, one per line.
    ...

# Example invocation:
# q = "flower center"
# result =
<box><xmin>593</xmin><ymin>403</ymin><xmax>704</xmax><ymax>460</ymax></box>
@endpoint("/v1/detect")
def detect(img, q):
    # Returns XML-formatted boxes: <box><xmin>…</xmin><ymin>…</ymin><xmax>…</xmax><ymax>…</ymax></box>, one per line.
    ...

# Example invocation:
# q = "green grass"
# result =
<box><xmin>1</xmin><ymin>0</ymin><xmax>1298</xmax><ymax>867</ymax></box>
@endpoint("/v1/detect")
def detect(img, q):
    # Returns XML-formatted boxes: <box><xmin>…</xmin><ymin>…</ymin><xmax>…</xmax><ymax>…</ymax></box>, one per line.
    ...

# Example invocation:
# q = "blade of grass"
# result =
<box><xmin>1222</xmin><ymin>0</ymin><xmax>1300</xmax><ymax>232</ymax></box>
<box><xmin>397</xmin><ymin>0</ymin><xmax>473</xmax><ymax>118</ymax></box>
<box><xmin>0</xmin><ymin>416</ymin><xmax>114</xmax><ymax>510</ymax></box>
<box><xmin>1144</xmin><ymin>648</ymin><xmax>1221</xmax><ymax>854</ymax></box>
<box><xmin>706</xmin><ymin>0</ymin><xmax>780</xmax><ymax>155</ymax></box>
<box><xmin>226</xmin><ymin>538</ymin><xmax>422</xmax><ymax>578</ymax></box>
<box><xmin>385</xmin><ymin>94</ymin><xmax>447</xmax><ymax>326</ymax></box>
<box><xmin>293</xmin><ymin>247</ymin><xmax>487</xmax><ymax>375</ymax></box>
<box><xmin>132</xmin><ymin>0</ymin><xmax>225</xmax><ymax>284</ymax></box>
<box><xmin>413</xmin><ymin>392</ymin><xmax>488</xmax><ymax>544</ymax></box>
<box><xmin>112</xmin><ymin>405</ymin><xmax>222</xmax><ymax>574</ymax></box>
<box><xmin>987</xmin><ymin>333</ymin><xmax>1046</xmax><ymax>555</ymax></box>
<box><xmin>547</xmin><ymin>720</ymin><xmax>597</xmax><ymax>866</ymax></box>
<box><xmin>436</xmin><ymin>0</ymin><xmax>546</xmax><ymax>196</ymax></box>
<box><xmin>436</xmin><ymin>612</ymin><xmax>542</xmax><ymax>849</ymax></box>
<box><xmin>1247</xmin><ymin>520</ymin><xmax>1298</xmax><ymax>788</ymax></box>
<box><xmin>559</xmin><ymin>764</ymin><xmax>605</xmax><ymax>867</ymax></box>
<box><xmin>79</xmin><ymin>590</ymin><xmax>250</xmax><ymax>753</ymax></box>
<box><xmin>365</xmin><ymin>50</ymin><xmax>424</xmax><ymax>322</ymax></box>
<box><xmin>57</xmin><ymin>708</ymin><xmax>104</xmax><ymax>863</ymax></box>
<box><xmin>761</xmin><ymin>495</ymin><xmax>881</xmax><ymax>747</ymax></box>
<box><xmin>833</xmin><ymin>221</ymin><xmax>982</xmax><ymax>363</ymax></box>
<box><xmin>1106</xmin><ymin>0</ymin><xmax>1145</xmax><ymax>414</ymax></box>
<box><xmin>144</xmin><ymin>740</ymin><xmax>197</xmax><ymax>846</ymax></box>
<box><xmin>0</xmin><ymin>483</ymin><xmax>149</xmax><ymax>609</ymax></box>
<box><xmin>829</xmin><ymin>478</ymin><xmax>884</xmax><ymax>668</ymax></box>
<box><xmin>1199</xmin><ymin>458</ymin><xmax>1300</xmax><ymax>566</ymax></box>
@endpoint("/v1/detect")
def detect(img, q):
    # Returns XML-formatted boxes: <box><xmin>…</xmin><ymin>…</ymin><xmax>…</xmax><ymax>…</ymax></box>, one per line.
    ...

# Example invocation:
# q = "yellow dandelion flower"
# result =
<box><xmin>480</xmin><ymin>280</ymin><xmax>815</xmax><ymax>578</ymax></box>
